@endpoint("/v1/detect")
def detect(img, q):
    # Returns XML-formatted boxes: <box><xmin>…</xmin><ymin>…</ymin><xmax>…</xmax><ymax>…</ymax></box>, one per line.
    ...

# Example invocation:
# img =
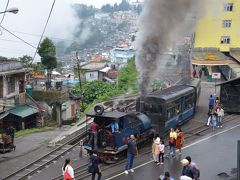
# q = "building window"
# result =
<box><xmin>220</xmin><ymin>36</ymin><xmax>230</xmax><ymax>44</ymax></box>
<box><xmin>224</xmin><ymin>3</ymin><xmax>233</xmax><ymax>11</ymax></box>
<box><xmin>222</xmin><ymin>20</ymin><xmax>232</xmax><ymax>28</ymax></box>
<box><xmin>7</xmin><ymin>77</ymin><xmax>15</xmax><ymax>94</ymax></box>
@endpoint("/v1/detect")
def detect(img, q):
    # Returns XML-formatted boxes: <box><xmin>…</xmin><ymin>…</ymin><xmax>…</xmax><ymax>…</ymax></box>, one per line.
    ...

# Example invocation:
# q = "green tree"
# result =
<box><xmin>118</xmin><ymin>57</ymin><xmax>138</xmax><ymax>91</ymax></box>
<box><xmin>19</xmin><ymin>55</ymin><xmax>33</xmax><ymax>68</ymax></box>
<box><xmin>38</xmin><ymin>37</ymin><xmax>57</xmax><ymax>87</ymax></box>
<box><xmin>72</xmin><ymin>81</ymin><xmax>118</xmax><ymax>111</ymax></box>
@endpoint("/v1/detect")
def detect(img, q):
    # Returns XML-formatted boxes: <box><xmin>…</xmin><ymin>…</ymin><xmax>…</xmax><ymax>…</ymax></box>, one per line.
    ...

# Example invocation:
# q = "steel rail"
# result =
<box><xmin>2</xmin><ymin>131</ymin><xmax>86</xmax><ymax>180</ymax></box>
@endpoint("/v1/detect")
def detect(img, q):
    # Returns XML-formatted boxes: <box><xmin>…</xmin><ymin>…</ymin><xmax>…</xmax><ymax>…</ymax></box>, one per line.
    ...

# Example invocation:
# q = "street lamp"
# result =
<box><xmin>0</xmin><ymin>7</ymin><xmax>19</xmax><ymax>14</ymax></box>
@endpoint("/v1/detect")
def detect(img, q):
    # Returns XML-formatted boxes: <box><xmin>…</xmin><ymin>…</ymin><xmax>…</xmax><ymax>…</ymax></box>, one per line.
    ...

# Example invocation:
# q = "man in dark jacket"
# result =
<box><xmin>90</xmin><ymin>151</ymin><xmax>102</xmax><ymax>180</ymax></box>
<box><xmin>124</xmin><ymin>134</ymin><xmax>138</xmax><ymax>174</ymax></box>
<box><xmin>181</xmin><ymin>159</ymin><xmax>197</xmax><ymax>180</ymax></box>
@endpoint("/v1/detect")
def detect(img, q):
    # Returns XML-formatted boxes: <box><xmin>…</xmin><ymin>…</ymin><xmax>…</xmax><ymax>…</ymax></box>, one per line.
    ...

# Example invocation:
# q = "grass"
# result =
<box><xmin>15</xmin><ymin>127</ymin><xmax>54</xmax><ymax>138</ymax></box>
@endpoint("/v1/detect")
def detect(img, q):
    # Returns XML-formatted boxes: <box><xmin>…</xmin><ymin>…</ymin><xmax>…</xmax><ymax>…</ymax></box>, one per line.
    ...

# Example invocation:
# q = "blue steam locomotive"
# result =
<box><xmin>84</xmin><ymin>109</ymin><xmax>153</xmax><ymax>163</ymax></box>
<box><xmin>84</xmin><ymin>79</ymin><xmax>201</xmax><ymax>162</ymax></box>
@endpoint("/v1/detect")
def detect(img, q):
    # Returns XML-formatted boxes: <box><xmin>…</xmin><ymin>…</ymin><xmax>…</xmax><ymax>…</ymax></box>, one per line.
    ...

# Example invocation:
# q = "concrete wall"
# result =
<box><xmin>195</xmin><ymin>0</ymin><xmax>240</xmax><ymax>52</ymax></box>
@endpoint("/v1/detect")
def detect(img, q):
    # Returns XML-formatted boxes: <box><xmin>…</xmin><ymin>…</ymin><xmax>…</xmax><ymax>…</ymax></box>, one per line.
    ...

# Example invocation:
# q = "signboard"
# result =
<box><xmin>207</xmin><ymin>54</ymin><xmax>217</xmax><ymax>60</ymax></box>
<box><xmin>212</xmin><ymin>72</ymin><xmax>221</xmax><ymax>79</ymax></box>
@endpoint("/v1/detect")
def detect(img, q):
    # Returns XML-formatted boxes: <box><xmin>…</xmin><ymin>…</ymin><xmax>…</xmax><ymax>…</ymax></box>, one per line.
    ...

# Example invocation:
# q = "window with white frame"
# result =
<box><xmin>222</xmin><ymin>20</ymin><xmax>232</xmax><ymax>28</ymax></box>
<box><xmin>220</xmin><ymin>36</ymin><xmax>230</xmax><ymax>44</ymax></box>
<box><xmin>224</xmin><ymin>3</ymin><xmax>233</xmax><ymax>11</ymax></box>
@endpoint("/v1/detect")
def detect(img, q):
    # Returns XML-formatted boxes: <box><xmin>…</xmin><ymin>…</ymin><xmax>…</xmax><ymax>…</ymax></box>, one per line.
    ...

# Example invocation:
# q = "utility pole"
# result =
<box><xmin>76</xmin><ymin>52</ymin><xmax>82</xmax><ymax>121</ymax></box>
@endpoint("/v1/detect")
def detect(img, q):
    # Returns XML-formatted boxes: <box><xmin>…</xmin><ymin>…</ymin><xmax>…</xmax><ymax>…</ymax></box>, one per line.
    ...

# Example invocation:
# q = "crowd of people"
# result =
<box><xmin>207</xmin><ymin>95</ymin><xmax>225</xmax><ymax>130</ymax></box>
<box><xmin>62</xmin><ymin>131</ymin><xmax>201</xmax><ymax>180</ymax></box>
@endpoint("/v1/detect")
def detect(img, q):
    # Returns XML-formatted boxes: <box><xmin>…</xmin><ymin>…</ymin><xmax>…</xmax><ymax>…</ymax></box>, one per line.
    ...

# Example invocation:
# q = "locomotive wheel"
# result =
<box><xmin>94</xmin><ymin>105</ymin><xmax>104</xmax><ymax>115</ymax></box>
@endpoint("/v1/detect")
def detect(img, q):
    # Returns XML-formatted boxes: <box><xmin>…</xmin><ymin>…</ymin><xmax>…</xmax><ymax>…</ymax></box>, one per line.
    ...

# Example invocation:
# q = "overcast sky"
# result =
<box><xmin>0</xmin><ymin>0</ymin><xmax>122</xmax><ymax>60</ymax></box>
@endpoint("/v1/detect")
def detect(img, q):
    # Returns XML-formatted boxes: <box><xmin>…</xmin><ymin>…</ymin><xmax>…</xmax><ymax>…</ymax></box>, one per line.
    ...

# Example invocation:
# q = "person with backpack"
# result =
<box><xmin>89</xmin><ymin>151</ymin><xmax>102</xmax><ymax>180</ymax></box>
<box><xmin>186</xmin><ymin>156</ymin><xmax>200</xmax><ymax>180</ymax></box>
<box><xmin>62</xmin><ymin>158</ymin><xmax>74</xmax><ymax>180</ymax></box>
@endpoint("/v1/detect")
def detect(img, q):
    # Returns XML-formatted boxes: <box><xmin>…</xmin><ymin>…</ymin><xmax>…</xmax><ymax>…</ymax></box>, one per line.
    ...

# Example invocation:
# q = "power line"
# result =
<box><xmin>0</xmin><ymin>37</ymin><xmax>69</xmax><ymax>49</ymax></box>
<box><xmin>0</xmin><ymin>0</ymin><xmax>10</xmax><ymax>25</ymax></box>
<box><xmin>6</xmin><ymin>29</ymin><xmax>76</xmax><ymax>42</ymax></box>
<box><xmin>0</xmin><ymin>25</ymin><xmax>37</xmax><ymax>49</ymax></box>
<box><xmin>31</xmin><ymin>0</ymin><xmax>56</xmax><ymax>64</ymax></box>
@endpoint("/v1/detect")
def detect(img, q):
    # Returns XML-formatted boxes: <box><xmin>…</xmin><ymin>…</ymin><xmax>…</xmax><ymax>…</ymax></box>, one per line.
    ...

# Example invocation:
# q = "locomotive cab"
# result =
<box><xmin>84</xmin><ymin>105</ymin><xmax>152</xmax><ymax>163</ymax></box>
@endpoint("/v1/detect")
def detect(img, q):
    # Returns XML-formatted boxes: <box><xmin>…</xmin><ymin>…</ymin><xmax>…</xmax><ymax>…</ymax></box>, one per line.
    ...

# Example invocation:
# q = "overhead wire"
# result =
<box><xmin>6</xmin><ymin>29</ymin><xmax>76</xmax><ymax>42</ymax></box>
<box><xmin>0</xmin><ymin>25</ymin><xmax>37</xmax><ymax>49</ymax></box>
<box><xmin>31</xmin><ymin>0</ymin><xmax>56</xmax><ymax>64</ymax></box>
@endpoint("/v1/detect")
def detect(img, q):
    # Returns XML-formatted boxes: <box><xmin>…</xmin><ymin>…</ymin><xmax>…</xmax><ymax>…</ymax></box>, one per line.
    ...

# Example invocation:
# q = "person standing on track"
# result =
<box><xmin>90</xmin><ymin>151</ymin><xmax>102</xmax><ymax>180</ymax></box>
<box><xmin>209</xmin><ymin>95</ymin><xmax>215</xmax><ymax>110</ymax></box>
<box><xmin>217</xmin><ymin>105</ymin><xmax>224</xmax><ymax>128</ymax></box>
<box><xmin>62</xmin><ymin>158</ymin><xmax>74</xmax><ymax>180</ymax></box>
<box><xmin>152</xmin><ymin>136</ymin><xmax>158</xmax><ymax>163</ymax></box>
<box><xmin>157</xmin><ymin>139</ymin><xmax>165</xmax><ymax>165</ymax></box>
<box><xmin>185</xmin><ymin>156</ymin><xmax>200</xmax><ymax>180</ymax></box>
<box><xmin>124</xmin><ymin>134</ymin><xmax>138</xmax><ymax>174</ymax></box>
<box><xmin>176</xmin><ymin>128</ymin><xmax>184</xmax><ymax>155</ymax></box>
<box><xmin>168</xmin><ymin>128</ymin><xmax>177</xmax><ymax>158</ymax></box>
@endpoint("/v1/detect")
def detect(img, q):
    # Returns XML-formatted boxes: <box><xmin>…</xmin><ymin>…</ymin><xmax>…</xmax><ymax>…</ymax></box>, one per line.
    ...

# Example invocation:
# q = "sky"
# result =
<box><xmin>0</xmin><ymin>0</ymin><xmax>122</xmax><ymax>61</ymax></box>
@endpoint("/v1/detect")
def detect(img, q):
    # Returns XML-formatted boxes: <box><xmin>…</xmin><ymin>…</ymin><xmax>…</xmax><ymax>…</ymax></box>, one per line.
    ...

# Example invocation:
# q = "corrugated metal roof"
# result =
<box><xmin>216</xmin><ymin>77</ymin><xmax>240</xmax><ymax>86</ymax></box>
<box><xmin>9</xmin><ymin>105</ymin><xmax>39</xmax><ymax>118</ymax></box>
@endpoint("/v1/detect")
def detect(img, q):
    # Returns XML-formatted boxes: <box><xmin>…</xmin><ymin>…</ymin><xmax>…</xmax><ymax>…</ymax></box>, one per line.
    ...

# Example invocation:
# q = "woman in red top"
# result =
<box><xmin>176</xmin><ymin>128</ymin><xmax>184</xmax><ymax>154</ymax></box>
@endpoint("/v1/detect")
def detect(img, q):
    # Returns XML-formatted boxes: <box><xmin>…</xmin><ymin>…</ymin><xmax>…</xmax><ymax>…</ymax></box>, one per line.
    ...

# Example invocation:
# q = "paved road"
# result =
<box><xmin>105</xmin><ymin>123</ymin><xmax>240</xmax><ymax>180</ymax></box>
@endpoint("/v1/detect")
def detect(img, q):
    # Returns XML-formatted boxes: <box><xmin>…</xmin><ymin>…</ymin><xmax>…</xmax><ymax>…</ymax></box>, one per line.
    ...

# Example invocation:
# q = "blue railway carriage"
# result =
<box><xmin>84</xmin><ymin>107</ymin><xmax>152</xmax><ymax>163</ymax></box>
<box><xmin>136</xmin><ymin>79</ymin><xmax>201</xmax><ymax>136</ymax></box>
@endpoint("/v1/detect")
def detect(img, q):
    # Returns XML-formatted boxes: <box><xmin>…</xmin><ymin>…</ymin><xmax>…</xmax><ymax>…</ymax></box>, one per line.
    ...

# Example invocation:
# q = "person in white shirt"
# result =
<box><xmin>157</xmin><ymin>139</ymin><xmax>165</xmax><ymax>165</ymax></box>
<box><xmin>62</xmin><ymin>158</ymin><xmax>74</xmax><ymax>180</ymax></box>
<box><xmin>217</xmin><ymin>106</ymin><xmax>224</xmax><ymax>128</ymax></box>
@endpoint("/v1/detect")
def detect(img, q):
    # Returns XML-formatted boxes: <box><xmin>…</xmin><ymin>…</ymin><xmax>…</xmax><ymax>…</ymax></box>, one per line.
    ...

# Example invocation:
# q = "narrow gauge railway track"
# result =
<box><xmin>184</xmin><ymin>113</ymin><xmax>239</xmax><ymax>139</ymax></box>
<box><xmin>52</xmin><ymin>114</ymin><xmax>239</xmax><ymax>180</ymax></box>
<box><xmin>2</xmin><ymin>101</ymin><xmax>135</xmax><ymax>180</ymax></box>
<box><xmin>51</xmin><ymin>146</ymin><xmax>151</xmax><ymax>180</ymax></box>
<box><xmin>2</xmin><ymin>132</ymin><xmax>87</xmax><ymax>180</ymax></box>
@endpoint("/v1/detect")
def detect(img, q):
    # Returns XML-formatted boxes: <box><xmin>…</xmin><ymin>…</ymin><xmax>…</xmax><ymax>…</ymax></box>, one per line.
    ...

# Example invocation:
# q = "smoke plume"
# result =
<box><xmin>135</xmin><ymin>0</ymin><xmax>202</xmax><ymax>95</ymax></box>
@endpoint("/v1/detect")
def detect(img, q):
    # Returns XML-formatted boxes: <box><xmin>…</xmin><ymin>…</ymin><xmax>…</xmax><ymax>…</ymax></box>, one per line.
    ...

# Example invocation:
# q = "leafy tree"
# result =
<box><xmin>38</xmin><ymin>37</ymin><xmax>57</xmax><ymax>87</ymax></box>
<box><xmin>118</xmin><ymin>57</ymin><xmax>138</xmax><ymax>91</ymax></box>
<box><xmin>72</xmin><ymin>81</ymin><xmax>118</xmax><ymax>111</ymax></box>
<box><xmin>19</xmin><ymin>55</ymin><xmax>33</xmax><ymax>68</ymax></box>
<box><xmin>0</xmin><ymin>56</ymin><xmax>9</xmax><ymax>61</ymax></box>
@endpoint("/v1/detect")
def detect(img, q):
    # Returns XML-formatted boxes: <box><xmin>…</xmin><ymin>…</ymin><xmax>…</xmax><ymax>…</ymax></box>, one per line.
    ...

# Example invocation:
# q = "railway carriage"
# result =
<box><xmin>136</xmin><ymin>79</ymin><xmax>201</xmax><ymax>136</ymax></box>
<box><xmin>84</xmin><ymin>79</ymin><xmax>201</xmax><ymax>161</ymax></box>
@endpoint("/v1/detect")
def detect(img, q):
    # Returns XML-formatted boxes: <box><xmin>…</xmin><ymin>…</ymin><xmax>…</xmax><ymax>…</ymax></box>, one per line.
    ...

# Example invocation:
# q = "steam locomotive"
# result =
<box><xmin>84</xmin><ymin>79</ymin><xmax>201</xmax><ymax>163</ymax></box>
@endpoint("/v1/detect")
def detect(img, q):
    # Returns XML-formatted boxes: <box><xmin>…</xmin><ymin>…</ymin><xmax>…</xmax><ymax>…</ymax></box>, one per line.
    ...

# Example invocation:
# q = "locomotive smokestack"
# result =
<box><xmin>139</xmin><ymin>96</ymin><xmax>145</xmax><ymax>113</ymax></box>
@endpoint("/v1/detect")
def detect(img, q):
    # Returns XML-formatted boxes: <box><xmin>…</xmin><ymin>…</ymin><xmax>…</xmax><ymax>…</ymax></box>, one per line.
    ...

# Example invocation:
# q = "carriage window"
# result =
<box><xmin>184</xmin><ymin>93</ymin><xmax>194</xmax><ymax>110</ymax></box>
<box><xmin>167</xmin><ymin>107</ymin><xmax>175</xmax><ymax>119</ymax></box>
<box><xmin>144</xmin><ymin>103</ymin><xmax>162</xmax><ymax>114</ymax></box>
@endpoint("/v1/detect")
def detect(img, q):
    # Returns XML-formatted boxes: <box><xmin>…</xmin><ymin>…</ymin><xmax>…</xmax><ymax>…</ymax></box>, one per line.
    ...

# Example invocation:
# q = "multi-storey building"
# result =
<box><xmin>192</xmin><ymin>0</ymin><xmax>240</xmax><ymax>80</ymax></box>
<box><xmin>0</xmin><ymin>60</ymin><xmax>40</xmax><ymax>130</ymax></box>
<box><xmin>195</xmin><ymin>0</ymin><xmax>240</xmax><ymax>51</ymax></box>
<box><xmin>0</xmin><ymin>60</ymin><xmax>29</xmax><ymax>112</ymax></box>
